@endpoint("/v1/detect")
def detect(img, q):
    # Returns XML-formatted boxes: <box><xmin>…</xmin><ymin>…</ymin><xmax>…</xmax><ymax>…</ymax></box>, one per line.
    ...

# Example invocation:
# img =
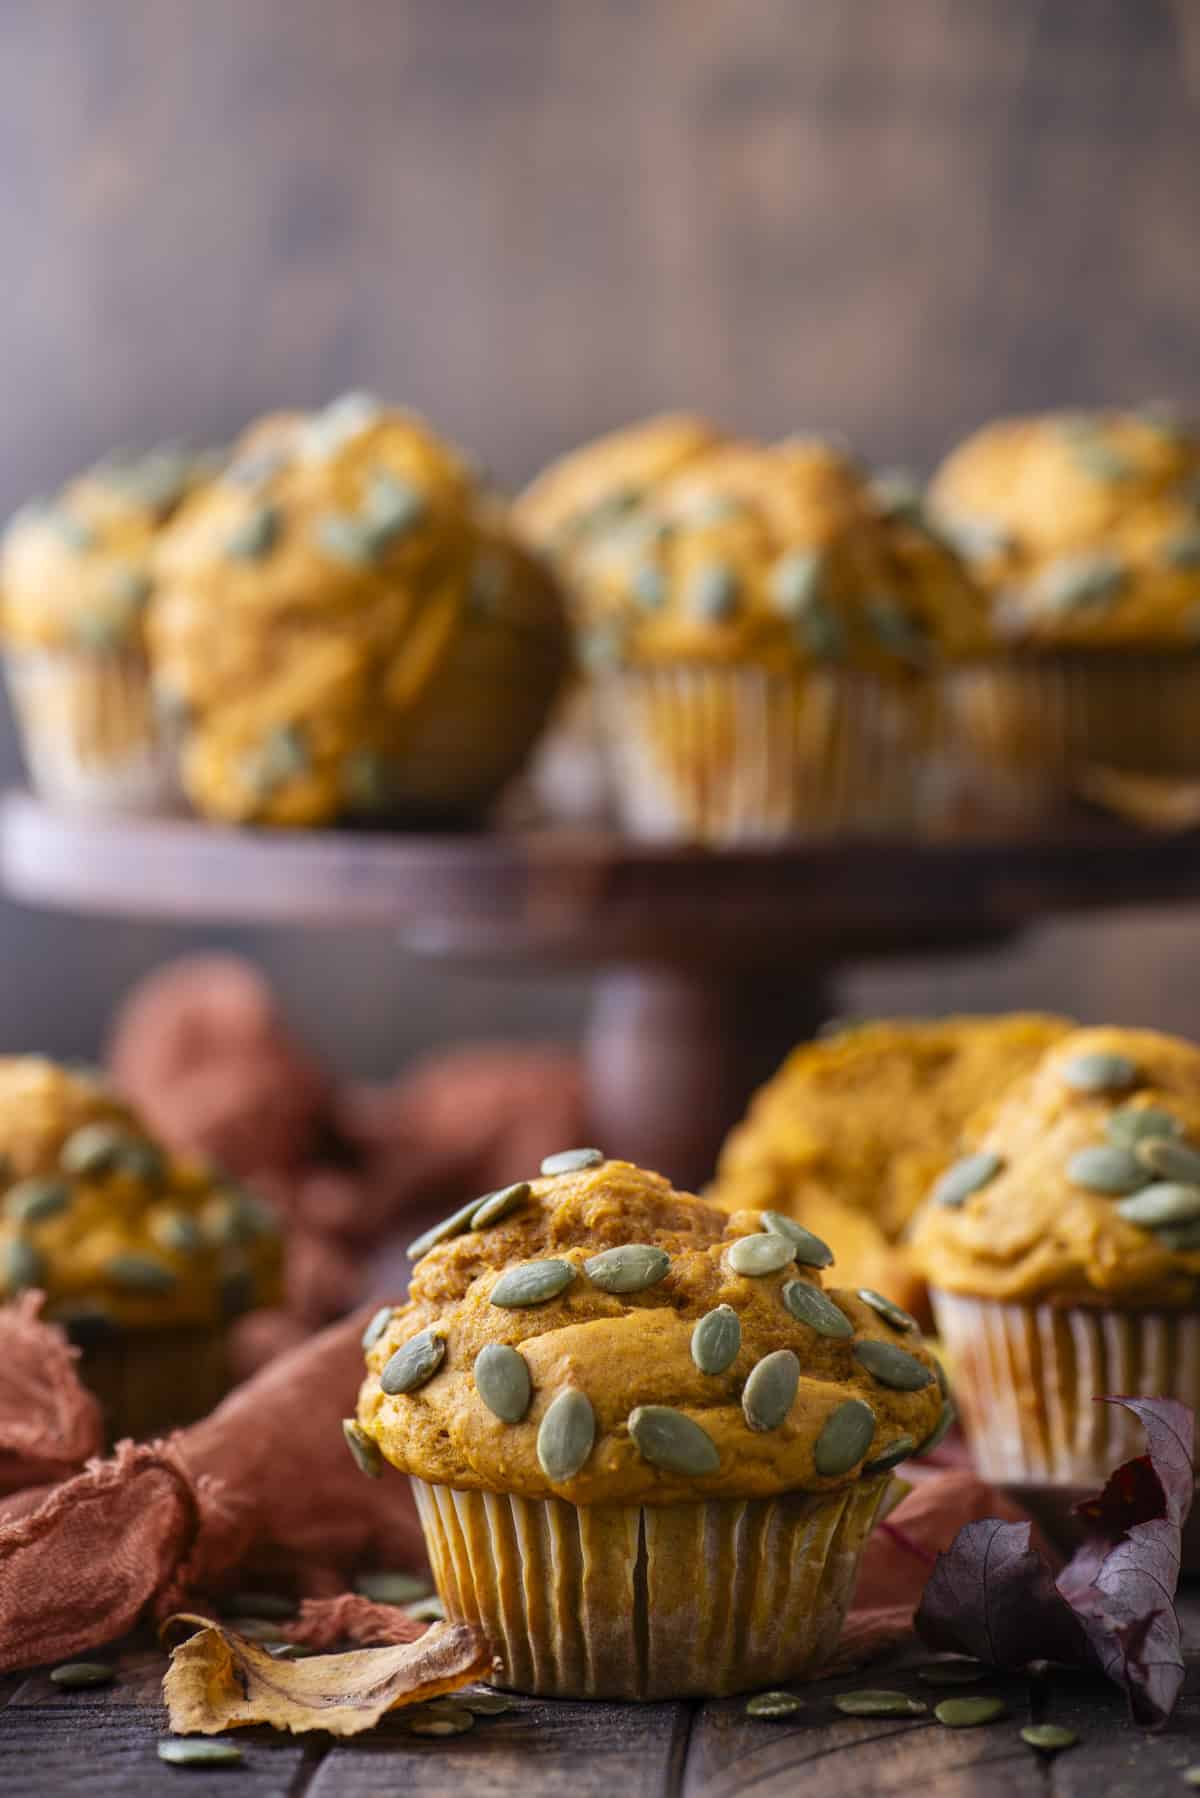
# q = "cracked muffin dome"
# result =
<box><xmin>354</xmin><ymin>1152</ymin><xmax>946</xmax><ymax>1506</ymax></box>
<box><xmin>929</xmin><ymin>409</ymin><xmax>1200</xmax><ymax>647</ymax></box>
<box><xmin>910</xmin><ymin>1026</ymin><xmax>1200</xmax><ymax>1306</ymax></box>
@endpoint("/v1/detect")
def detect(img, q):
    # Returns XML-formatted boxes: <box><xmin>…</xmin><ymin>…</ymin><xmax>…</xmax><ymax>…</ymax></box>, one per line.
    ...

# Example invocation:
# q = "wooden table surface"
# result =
<box><xmin>6</xmin><ymin>1599</ymin><xmax>1200</xmax><ymax>1797</ymax></box>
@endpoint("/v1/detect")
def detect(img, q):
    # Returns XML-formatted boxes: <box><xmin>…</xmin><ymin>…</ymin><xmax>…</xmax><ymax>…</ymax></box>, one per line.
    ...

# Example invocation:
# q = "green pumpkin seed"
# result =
<box><xmin>934</xmin><ymin>1696</ymin><xmax>1007</xmax><ymax>1728</ymax></box>
<box><xmin>870</xmin><ymin>470</ymin><xmax>925</xmax><ymax>523</ymax></box>
<box><xmin>936</xmin><ymin>515</ymin><xmax>1014</xmax><ymax>562</ymax></box>
<box><xmin>250</xmin><ymin>723</ymin><xmax>309</xmax><ymax>798</ymax></box>
<box><xmin>300</xmin><ymin>392</ymin><xmax>381</xmax><ymax>460</ymax></box>
<box><xmin>728</xmin><ymin>1233</ymin><xmax>795</xmax><ymax>1277</ymax></box>
<box><xmin>631</xmin><ymin>563</ymin><xmax>667</xmax><ymax>610</ymax></box>
<box><xmin>225</xmin><ymin>503</ymin><xmax>280</xmax><ymax>560</ymax></box>
<box><xmin>540</xmin><ymin>1147</ymin><xmax>605</xmax><ymax>1176</ymax></box>
<box><xmin>380</xmin><ymin>1328</ymin><xmax>446</xmax><ymax>1395</ymax></box>
<box><xmin>629</xmin><ymin>1404</ymin><xmax>720</xmax><ymax>1475</ymax></box>
<box><xmin>1034</xmin><ymin>555</ymin><xmax>1125</xmax><ymax>615</ymax></box>
<box><xmin>267</xmin><ymin>1643</ymin><xmax>312</xmax><ymax>1660</ymax></box>
<box><xmin>225</xmin><ymin>446</ymin><xmax>287</xmax><ymax>488</ymax></box>
<box><xmin>1156</xmin><ymin>1221</ymin><xmax>1200</xmax><ymax>1252</ymax></box>
<box><xmin>585</xmin><ymin>1243</ymin><xmax>670</xmax><ymax>1294</ymax></box>
<box><xmin>863</xmin><ymin>1435</ymin><xmax>916</xmax><ymax>1475</ymax></box>
<box><xmin>782</xmin><ymin>1279</ymin><xmax>852</xmax><ymax>1338</ymax></box>
<box><xmin>110</xmin><ymin>564</ymin><xmax>153</xmax><ymax>614</ymax></box>
<box><xmin>537</xmin><ymin>1387</ymin><xmax>595</xmax><ymax>1481</ymax></box>
<box><xmin>1071</xmin><ymin>439</ymin><xmax>1133</xmax><ymax>482</ymax></box>
<box><xmin>490</xmin><ymin>1258</ymin><xmax>576</xmax><ymax>1308</ymax></box>
<box><xmin>1062</xmin><ymin>1050</ymin><xmax>1139</xmax><ymax>1093</ymax></box>
<box><xmin>916</xmin><ymin>1661</ymin><xmax>983</xmax><ymax>1686</ymax></box>
<box><xmin>407</xmin><ymin>1195</ymin><xmax>487</xmax><ymax>1260</ymax></box>
<box><xmin>316</xmin><ymin>513</ymin><xmax>379</xmax><ymax>565</ymax></box>
<box><xmin>60</xmin><ymin>1122</ymin><xmax>130</xmax><ymax>1176</ymax></box>
<box><xmin>761</xmin><ymin>1212</ymin><xmax>835</xmax><ymax>1267</ymax></box>
<box><xmin>405</xmin><ymin>1702</ymin><xmax>475</xmax><ymax>1737</ymax></box>
<box><xmin>1066</xmin><ymin>1144</ymin><xmax>1148</xmax><ymax>1195</ymax></box>
<box><xmin>1118</xmin><ymin>1182</ymin><xmax>1200</xmax><ymax>1228</ymax></box>
<box><xmin>918</xmin><ymin>1399</ymin><xmax>958</xmax><ymax>1456</ymax></box>
<box><xmin>202</xmin><ymin>1190</ymin><xmax>272</xmax><ymax>1247</ymax></box>
<box><xmin>343</xmin><ymin>1419</ymin><xmax>383</xmax><ymax>1479</ymax></box>
<box><xmin>745</xmin><ymin>1690</ymin><xmax>805</xmax><ymax>1719</ymax></box>
<box><xmin>1182</xmin><ymin>1766</ymin><xmax>1200</xmax><ymax>1787</ymax></box>
<box><xmin>151</xmin><ymin>1209</ymin><xmax>203</xmax><ymax>1256</ymax></box>
<box><xmin>570</xmin><ymin>484</ymin><xmax>643</xmax><ymax>539</ymax></box>
<box><xmin>1021</xmin><ymin>1723</ymin><xmax>1078</xmax><ymax>1752</ymax></box>
<box><xmin>742</xmin><ymin>1349</ymin><xmax>800</xmax><ymax>1432</ymax></box>
<box><xmin>49</xmin><ymin>1661</ymin><xmax>114</xmax><ymax>1689</ymax></box>
<box><xmin>814</xmin><ymin>1399</ymin><xmax>875</xmax><ymax>1476</ymax></box>
<box><xmin>472</xmin><ymin>1181</ymin><xmax>531</xmax><ymax>1228</ymax></box>
<box><xmin>406</xmin><ymin>1596</ymin><xmax>446</xmax><ymax>1622</ymax></box>
<box><xmin>474</xmin><ymin>1343</ymin><xmax>532</xmax><ymax>1422</ymax></box>
<box><xmin>365</xmin><ymin>470</ymin><xmax>428</xmax><ymax>542</ymax></box>
<box><xmin>855</xmin><ymin>1339</ymin><xmax>934</xmax><ymax>1391</ymax></box>
<box><xmin>1107</xmin><ymin>1105</ymin><xmax>1182</xmax><ymax>1148</ymax></box>
<box><xmin>578</xmin><ymin>625</ymin><xmax>626</xmax><ymax>673</ymax></box>
<box><xmin>458</xmin><ymin>1691</ymin><xmax>518</xmax><ymax>1716</ymax></box>
<box><xmin>46</xmin><ymin>510</ymin><xmax>95</xmax><ymax>552</ymax></box>
<box><xmin>361</xmin><ymin>1305</ymin><xmax>394</xmax><ymax>1352</ymax></box>
<box><xmin>867</xmin><ymin>600</ymin><xmax>927</xmax><ymax>663</ymax></box>
<box><xmin>772</xmin><ymin>549</ymin><xmax>826</xmax><ymax>613</ymax></box>
<box><xmin>4</xmin><ymin>1178</ymin><xmax>71</xmax><ymax>1224</ymax></box>
<box><xmin>1136</xmin><ymin>1136</ymin><xmax>1200</xmax><ymax>1184</ymax></box>
<box><xmin>354</xmin><ymin>1570</ymin><xmax>431</xmax><ymax>1604</ymax></box>
<box><xmin>5</xmin><ymin>1238</ymin><xmax>44</xmax><ymax>1292</ymax></box>
<box><xmin>857</xmin><ymin>1288</ymin><xmax>918</xmax><ymax>1332</ymax></box>
<box><xmin>158</xmin><ymin>1739</ymin><xmax>244</xmax><ymax>1766</ymax></box>
<box><xmin>105</xmin><ymin>1253</ymin><xmax>177</xmax><ymax>1295</ymax></box>
<box><xmin>1163</xmin><ymin>532</ymin><xmax>1200</xmax><ymax>570</ymax></box>
<box><xmin>835</xmin><ymin>1689</ymin><xmax>926</xmax><ymax>1717</ymax></box>
<box><xmin>690</xmin><ymin>562</ymin><xmax>739</xmax><ymax>621</ymax></box>
<box><xmin>931</xmin><ymin>1151</ymin><xmax>1003</xmax><ymax>1208</ymax></box>
<box><xmin>691</xmin><ymin>1304</ymin><xmax>742</xmax><ymax>1373</ymax></box>
<box><xmin>342</xmin><ymin>748</ymin><xmax>399</xmax><ymax>814</ymax></box>
<box><xmin>794</xmin><ymin>597</ymin><xmax>847</xmax><ymax>660</ymax></box>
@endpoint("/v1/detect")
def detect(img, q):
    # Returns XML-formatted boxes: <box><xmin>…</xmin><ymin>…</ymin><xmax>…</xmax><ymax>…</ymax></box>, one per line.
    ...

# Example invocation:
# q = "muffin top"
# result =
<box><xmin>356</xmin><ymin>1153</ymin><xmax>946</xmax><ymax>1505</ymax></box>
<box><xmin>0</xmin><ymin>1057</ymin><xmax>282</xmax><ymax>1333</ymax></box>
<box><xmin>911</xmin><ymin>1026</ymin><xmax>1200</xmax><ymax>1306</ymax></box>
<box><xmin>929</xmin><ymin>409</ymin><xmax>1200</xmax><ymax>647</ymax></box>
<box><xmin>2</xmin><ymin>446</ymin><xmax>215</xmax><ymax>653</ymax></box>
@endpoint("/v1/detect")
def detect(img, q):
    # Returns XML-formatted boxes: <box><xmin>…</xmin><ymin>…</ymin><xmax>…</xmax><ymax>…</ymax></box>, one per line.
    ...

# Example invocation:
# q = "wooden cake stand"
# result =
<box><xmin>7</xmin><ymin>789</ymin><xmax>1200</xmax><ymax>1188</ymax></box>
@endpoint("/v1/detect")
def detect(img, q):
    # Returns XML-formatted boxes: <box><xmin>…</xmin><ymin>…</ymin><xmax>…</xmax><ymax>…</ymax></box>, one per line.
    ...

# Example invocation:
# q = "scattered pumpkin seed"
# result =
<box><xmin>863</xmin><ymin>1435</ymin><xmax>916</xmax><ymax>1474</ymax></box>
<box><xmin>746</xmin><ymin>1690</ymin><xmax>805</xmax><ymax>1719</ymax></box>
<box><xmin>1182</xmin><ymin>1766</ymin><xmax>1200</xmax><ymax>1787</ymax></box>
<box><xmin>1034</xmin><ymin>555</ymin><xmax>1125</xmax><ymax>615</ymax></box>
<box><xmin>537</xmin><ymin>1387</ymin><xmax>595</xmax><ymax>1481</ymax></box>
<box><xmin>380</xmin><ymin>1329</ymin><xmax>446</xmax><ymax>1395</ymax></box>
<box><xmin>834</xmin><ymin>1689</ymin><xmax>926</xmax><ymax>1717</ymax></box>
<box><xmin>629</xmin><ymin>1404</ymin><xmax>720</xmax><ymax>1475</ymax></box>
<box><xmin>362</xmin><ymin>1305</ymin><xmax>394</xmax><ymax>1352</ymax></box>
<box><xmin>631</xmin><ymin>563</ymin><xmax>667</xmax><ymax>609</ymax></box>
<box><xmin>761</xmin><ymin>1212</ymin><xmax>835</xmax><ymax>1267</ymax></box>
<box><xmin>406</xmin><ymin>1595</ymin><xmax>446</xmax><ymax>1622</ymax></box>
<box><xmin>225</xmin><ymin>503</ymin><xmax>280</xmax><ymax>560</ymax></box>
<box><xmin>782</xmin><ymin>1279</ymin><xmax>853</xmax><ymax>1338</ymax></box>
<box><xmin>1021</xmin><ymin>1723</ymin><xmax>1078</xmax><ymax>1752</ymax></box>
<box><xmin>4</xmin><ymin>1177</ymin><xmax>71</xmax><ymax>1224</ymax></box>
<box><xmin>814</xmin><ymin>1399</ymin><xmax>876</xmax><ymax>1476</ymax></box>
<box><xmin>1136</xmin><ymin>1136</ymin><xmax>1200</xmax><ymax>1184</ymax></box>
<box><xmin>691</xmin><ymin>1304</ymin><xmax>742</xmax><ymax>1373</ymax></box>
<box><xmin>490</xmin><ymin>1258</ymin><xmax>576</xmax><ymax>1308</ymax></box>
<box><xmin>474</xmin><ymin>1342</ymin><xmax>533</xmax><ymax>1422</ymax></box>
<box><xmin>267</xmin><ymin>1643</ymin><xmax>312</xmax><ymax>1660</ymax></box>
<box><xmin>772</xmin><ymin>549</ymin><xmax>826</xmax><ymax>613</ymax></box>
<box><xmin>584</xmin><ymin>1243</ymin><xmax>670</xmax><ymax>1294</ymax></box>
<box><xmin>158</xmin><ymin>1738</ymin><xmax>244</xmax><ymax>1766</ymax></box>
<box><xmin>857</xmin><ymin>1289</ymin><xmax>917</xmax><ymax>1332</ymax></box>
<box><xmin>934</xmin><ymin>1696</ymin><xmax>1007</xmax><ymax>1728</ymax></box>
<box><xmin>407</xmin><ymin>1195</ymin><xmax>487</xmax><ymax>1260</ymax></box>
<box><xmin>472</xmin><ymin>1181</ymin><xmax>531</xmax><ymax>1228</ymax></box>
<box><xmin>690</xmin><ymin>562</ymin><xmax>739</xmax><ymax>621</ymax></box>
<box><xmin>742</xmin><ymin>1349</ymin><xmax>800</xmax><ymax>1432</ymax></box>
<box><xmin>854</xmin><ymin>1340</ymin><xmax>934</xmax><ymax>1391</ymax></box>
<box><xmin>1163</xmin><ymin>533</ymin><xmax>1200</xmax><ymax>570</ymax></box>
<box><xmin>49</xmin><ymin>1661</ymin><xmax>114</xmax><ymax>1689</ymax></box>
<box><xmin>728</xmin><ymin>1233</ymin><xmax>795</xmax><ymax>1277</ymax></box>
<box><xmin>1118</xmin><ymin>1182</ymin><xmax>1200</xmax><ymax>1228</ymax></box>
<box><xmin>931</xmin><ymin>1151</ymin><xmax>1004</xmax><ymax>1208</ymax></box>
<box><xmin>540</xmin><ymin>1147</ymin><xmax>605</xmax><ymax>1176</ymax></box>
<box><xmin>405</xmin><ymin>1702</ymin><xmax>475</xmax><ymax>1737</ymax></box>
<box><xmin>918</xmin><ymin>1400</ymin><xmax>958</xmax><ymax>1456</ymax></box>
<box><xmin>105</xmin><ymin>1253</ymin><xmax>177</xmax><ymax>1295</ymax></box>
<box><xmin>916</xmin><ymin>1661</ymin><xmax>983</xmax><ymax>1686</ymax></box>
<box><xmin>342</xmin><ymin>1418</ymin><xmax>383</xmax><ymax>1478</ymax></box>
<box><xmin>5</xmin><ymin>1238</ymin><xmax>44</xmax><ymax>1291</ymax></box>
<box><xmin>1062</xmin><ymin>1050</ymin><xmax>1139</xmax><ymax>1093</ymax></box>
<box><xmin>458</xmin><ymin>1690</ymin><xmax>517</xmax><ymax>1716</ymax></box>
<box><xmin>354</xmin><ymin>1570</ymin><xmax>431</xmax><ymax>1605</ymax></box>
<box><xmin>1066</xmin><ymin>1144</ymin><xmax>1148</xmax><ymax>1195</ymax></box>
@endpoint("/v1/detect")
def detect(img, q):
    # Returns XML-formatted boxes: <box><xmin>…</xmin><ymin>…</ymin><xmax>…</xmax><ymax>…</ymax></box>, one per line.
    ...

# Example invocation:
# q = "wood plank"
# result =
<box><xmin>1044</xmin><ymin>1674</ymin><xmax>1200</xmax><ymax>1795</ymax></box>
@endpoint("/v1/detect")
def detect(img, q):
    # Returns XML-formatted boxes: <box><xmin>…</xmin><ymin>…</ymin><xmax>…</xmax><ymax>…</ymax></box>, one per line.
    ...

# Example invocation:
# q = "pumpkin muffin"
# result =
<box><xmin>148</xmin><ymin>396</ymin><xmax>567</xmax><ymax>827</ymax></box>
<box><xmin>910</xmin><ymin>1025</ymin><xmax>1200</xmax><ymax>1488</ymax></box>
<box><xmin>351</xmin><ymin>1149</ymin><xmax>946</xmax><ymax>1699</ymax></box>
<box><xmin>0</xmin><ymin>1057</ymin><xmax>282</xmax><ymax>1440</ymax></box>
<box><xmin>930</xmin><ymin>409</ymin><xmax>1200</xmax><ymax>812</ymax></box>
<box><xmin>709</xmin><ymin>1014</ymin><xmax>1072</xmax><ymax>1321</ymax></box>
<box><xmin>1</xmin><ymin>445</ymin><xmax>214</xmax><ymax>811</ymax></box>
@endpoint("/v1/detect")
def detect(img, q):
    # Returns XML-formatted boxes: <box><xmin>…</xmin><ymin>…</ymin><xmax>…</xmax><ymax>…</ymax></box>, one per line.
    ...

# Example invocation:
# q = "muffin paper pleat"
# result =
<box><xmin>5</xmin><ymin>647</ymin><xmax>179</xmax><ymax>814</ymax></box>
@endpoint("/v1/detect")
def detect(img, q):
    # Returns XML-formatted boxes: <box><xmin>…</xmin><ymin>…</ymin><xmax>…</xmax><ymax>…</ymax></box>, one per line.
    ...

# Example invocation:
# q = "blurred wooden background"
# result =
<box><xmin>1</xmin><ymin>0</ymin><xmax>1199</xmax><ymax>1080</ymax></box>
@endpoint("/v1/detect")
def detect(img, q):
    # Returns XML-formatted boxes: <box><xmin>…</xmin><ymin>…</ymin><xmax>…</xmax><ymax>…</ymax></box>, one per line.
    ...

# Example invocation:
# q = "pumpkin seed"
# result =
<box><xmin>60</xmin><ymin>1122</ymin><xmax>130</xmax><ymax>1176</ymax></box>
<box><xmin>5</xmin><ymin>1238</ymin><xmax>44</xmax><ymax>1291</ymax></box>
<box><xmin>405</xmin><ymin>1702</ymin><xmax>475</xmax><ymax>1737</ymax></box>
<box><xmin>1163</xmin><ymin>532</ymin><xmax>1200</xmax><ymax>570</ymax></box>
<box><xmin>407</xmin><ymin>1195</ymin><xmax>487</xmax><ymax>1260</ymax></box>
<box><xmin>936</xmin><ymin>514</ymin><xmax>1014</xmax><ymax>562</ymax></box>
<box><xmin>1066</xmin><ymin>1144</ymin><xmax>1148</xmax><ymax>1195</ymax></box>
<box><xmin>1021</xmin><ymin>1723</ymin><xmax>1078</xmax><ymax>1752</ymax></box>
<box><xmin>782</xmin><ymin>1280</ymin><xmax>853</xmax><ymax>1338</ymax></box>
<box><xmin>585</xmin><ymin>1243</ymin><xmax>670</xmax><ymax>1294</ymax></box>
<box><xmin>835</xmin><ymin>1689</ymin><xmax>926</xmax><ymax>1717</ymax></box>
<box><xmin>46</xmin><ymin>510</ymin><xmax>95</xmax><ymax>552</ymax></box>
<box><xmin>691</xmin><ymin>1304</ymin><xmax>742</xmax><ymax>1373</ymax></box>
<box><xmin>629</xmin><ymin>1404</ymin><xmax>720</xmax><ymax>1475</ymax></box>
<box><xmin>474</xmin><ymin>1343</ymin><xmax>533</xmax><ymax>1422</ymax></box>
<box><xmin>4</xmin><ymin>1177</ymin><xmax>71</xmax><ymax>1224</ymax></box>
<box><xmin>1108</xmin><ymin>1105</ymin><xmax>1182</xmax><ymax>1147</ymax></box>
<box><xmin>225</xmin><ymin>446</ymin><xmax>287</xmax><ymax>488</ymax></box>
<box><xmin>772</xmin><ymin>549</ymin><xmax>826</xmax><ymax>613</ymax></box>
<box><xmin>490</xmin><ymin>1258</ymin><xmax>576</xmax><ymax>1308</ymax></box>
<box><xmin>931</xmin><ymin>1151</ymin><xmax>1003</xmax><ymax>1208</ymax></box>
<box><xmin>854</xmin><ymin>1340</ymin><xmax>934</xmax><ymax>1390</ymax></box>
<box><xmin>857</xmin><ymin>1288</ymin><xmax>917</xmax><ymax>1332</ymax></box>
<box><xmin>342</xmin><ymin>748</ymin><xmax>398</xmax><ymax>813</ymax></box>
<box><xmin>727</xmin><ymin>1233</ymin><xmax>795</xmax><ymax>1277</ymax></box>
<box><xmin>1071</xmin><ymin>439</ymin><xmax>1133</xmax><ymax>482</ymax></box>
<box><xmin>1136</xmin><ymin>1136</ymin><xmax>1200</xmax><ymax>1184</ymax></box>
<box><xmin>365</xmin><ymin>469</ymin><xmax>427</xmax><ymax>541</ymax></box>
<box><xmin>793</xmin><ymin>597</ymin><xmax>847</xmax><ymax>660</ymax></box>
<box><xmin>742</xmin><ymin>1349</ymin><xmax>800</xmax><ymax>1432</ymax></box>
<box><xmin>342</xmin><ymin>1419</ymin><xmax>384</xmax><ymax>1479</ymax></box>
<box><xmin>690</xmin><ymin>562</ymin><xmax>739</xmax><ymax>621</ymax></box>
<box><xmin>918</xmin><ymin>1400</ymin><xmax>958</xmax><ymax>1456</ymax></box>
<box><xmin>540</xmin><ymin>1147</ymin><xmax>605</xmax><ymax>1176</ymax></box>
<box><xmin>761</xmin><ymin>1212</ymin><xmax>835</xmax><ymax>1267</ymax></box>
<box><xmin>110</xmin><ymin>565</ymin><xmax>153</xmax><ymax>614</ymax></box>
<box><xmin>362</xmin><ymin>1305</ymin><xmax>394</xmax><ymax>1352</ymax></box>
<box><xmin>916</xmin><ymin>1660</ymin><xmax>983</xmax><ymax>1686</ymax></box>
<box><xmin>49</xmin><ymin>1661</ymin><xmax>114</xmax><ymax>1689</ymax></box>
<box><xmin>301</xmin><ymin>392</ymin><xmax>381</xmax><ymax>459</ymax></box>
<box><xmin>578</xmin><ymin>625</ymin><xmax>625</xmax><ymax>673</ymax></box>
<box><xmin>105</xmin><ymin>1253</ymin><xmax>177</xmax><ymax>1295</ymax></box>
<box><xmin>1118</xmin><ymin>1182</ymin><xmax>1200</xmax><ymax>1228</ymax></box>
<box><xmin>267</xmin><ymin>1643</ymin><xmax>312</xmax><ymax>1660</ymax></box>
<box><xmin>1062</xmin><ymin>1050</ymin><xmax>1139</xmax><ymax>1093</ymax></box>
<box><xmin>1182</xmin><ymin>1766</ymin><xmax>1200</xmax><ymax>1787</ymax></box>
<box><xmin>158</xmin><ymin>1739</ymin><xmax>244</xmax><ymax>1766</ymax></box>
<box><xmin>870</xmin><ymin>470</ymin><xmax>925</xmax><ymax>522</ymax></box>
<box><xmin>151</xmin><ymin>1210</ymin><xmax>203</xmax><ymax>1256</ymax></box>
<box><xmin>867</xmin><ymin>601</ymin><xmax>927</xmax><ymax>664</ymax></box>
<box><xmin>683</xmin><ymin>493</ymin><xmax>743</xmax><ymax>526</ymax></box>
<box><xmin>863</xmin><ymin>1435</ymin><xmax>916</xmax><ymax>1475</ymax></box>
<box><xmin>814</xmin><ymin>1399</ymin><xmax>876</xmax><ymax>1476</ymax></box>
<box><xmin>406</xmin><ymin>1596</ymin><xmax>446</xmax><ymax>1622</ymax></box>
<box><xmin>570</xmin><ymin>485</ymin><xmax>642</xmax><ymax>539</ymax></box>
<box><xmin>316</xmin><ymin>513</ymin><xmax>379</xmax><ymax>565</ymax></box>
<box><xmin>250</xmin><ymin>723</ymin><xmax>309</xmax><ymax>797</ymax></box>
<box><xmin>202</xmin><ymin>1190</ymin><xmax>272</xmax><ymax>1247</ymax></box>
<box><xmin>1156</xmin><ymin>1221</ymin><xmax>1200</xmax><ymax>1252</ymax></box>
<box><xmin>632</xmin><ymin>563</ymin><xmax>667</xmax><ymax>610</ymax></box>
<box><xmin>354</xmin><ymin>1571</ymin><xmax>429</xmax><ymax>1605</ymax></box>
<box><xmin>458</xmin><ymin>1691</ymin><xmax>518</xmax><ymax>1716</ymax></box>
<box><xmin>934</xmin><ymin>1696</ymin><xmax>1007</xmax><ymax>1728</ymax></box>
<box><xmin>472</xmin><ymin>1181</ymin><xmax>531</xmax><ymax>1228</ymax></box>
<box><xmin>225</xmin><ymin>503</ymin><xmax>280</xmax><ymax>560</ymax></box>
<box><xmin>380</xmin><ymin>1329</ymin><xmax>446</xmax><ymax>1395</ymax></box>
<box><xmin>746</xmin><ymin>1690</ymin><xmax>805</xmax><ymax>1719</ymax></box>
<box><xmin>537</xmin><ymin>1387</ymin><xmax>595</xmax><ymax>1481</ymax></box>
<box><xmin>1034</xmin><ymin>555</ymin><xmax>1125</xmax><ymax>615</ymax></box>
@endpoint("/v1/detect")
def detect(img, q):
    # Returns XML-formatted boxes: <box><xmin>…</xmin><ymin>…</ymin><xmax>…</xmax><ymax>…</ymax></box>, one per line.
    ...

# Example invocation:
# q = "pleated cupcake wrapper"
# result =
<box><xmin>71</xmin><ymin>1323</ymin><xmax>231</xmax><ymax>1446</ymax></box>
<box><xmin>411</xmin><ymin>1473</ymin><xmax>890</xmax><ymax>1700</ymax></box>
<box><xmin>5</xmin><ymin>647</ymin><xmax>180</xmax><ymax>815</ymax></box>
<box><xmin>930</xmin><ymin>1289</ymin><xmax>1200</xmax><ymax>1487</ymax></box>
<box><xmin>595</xmin><ymin>666</ymin><xmax>937</xmax><ymax>845</ymax></box>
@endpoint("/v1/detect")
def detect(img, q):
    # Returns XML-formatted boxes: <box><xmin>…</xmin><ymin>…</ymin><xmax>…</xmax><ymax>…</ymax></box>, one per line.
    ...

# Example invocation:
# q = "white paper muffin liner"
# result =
<box><xmin>5</xmin><ymin>647</ymin><xmax>179</xmax><ymax>815</ymax></box>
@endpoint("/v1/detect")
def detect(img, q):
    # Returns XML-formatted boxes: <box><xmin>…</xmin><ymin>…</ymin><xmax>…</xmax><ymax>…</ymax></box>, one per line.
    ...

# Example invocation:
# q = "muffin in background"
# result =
<box><xmin>353</xmin><ymin>1150</ymin><xmax>946</xmax><ymax>1700</ymax></box>
<box><xmin>1</xmin><ymin>446</ymin><xmax>213</xmax><ymax>812</ymax></box>
<box><xmin>149</xmin><ymin>395</ymin><xmax>567</xmax><ymax>828</ymax></box>
<box><xmin>708</xmin><ymin>1013</ymin><xmax>1072</xmax><ymax>1321</ymax></box>
<box><xmin>930</xmin><ymin>408</ymin><xmax>1200</xmax><ymax>812</ymax></box>
<box><xmin>911</xmin><ymin>1025</ymin><xmax>1200</xmax><ymax>1489</ymax></box>
<box><xmin>0</xmin><ymin>1057</ymin><xmax>282</xmax><ymax>1441</ymax></box>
